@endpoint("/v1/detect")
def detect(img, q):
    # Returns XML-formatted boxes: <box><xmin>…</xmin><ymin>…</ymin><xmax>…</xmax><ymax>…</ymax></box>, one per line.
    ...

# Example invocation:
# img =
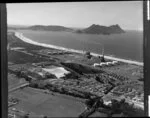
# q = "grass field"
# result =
<box><xmin>10</xmin><ymin>87</ymin><xmax>86</xmax><ymax>117</ymax></box>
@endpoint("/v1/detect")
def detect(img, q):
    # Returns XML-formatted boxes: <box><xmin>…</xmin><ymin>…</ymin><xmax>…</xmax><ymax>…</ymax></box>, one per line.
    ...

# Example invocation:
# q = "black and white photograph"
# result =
<box><xmin>6</xmin><ymin>1</ymin><xmax>144</xmax><ymax>117</ymax></box>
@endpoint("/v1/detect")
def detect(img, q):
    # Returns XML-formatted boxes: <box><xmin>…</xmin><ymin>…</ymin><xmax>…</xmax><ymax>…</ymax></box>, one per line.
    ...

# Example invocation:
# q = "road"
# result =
<box><xmin>9</xmin><ymin>83</ymin><xmax>29</xmax><ymax>93</ymax></box>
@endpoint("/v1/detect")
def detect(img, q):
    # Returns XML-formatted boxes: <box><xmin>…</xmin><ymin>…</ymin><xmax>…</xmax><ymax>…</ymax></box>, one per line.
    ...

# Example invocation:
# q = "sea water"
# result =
<box><xmin>19</xmin><ymin>30</ymin><xmax>143</xmax><ymax>62</ymax></box>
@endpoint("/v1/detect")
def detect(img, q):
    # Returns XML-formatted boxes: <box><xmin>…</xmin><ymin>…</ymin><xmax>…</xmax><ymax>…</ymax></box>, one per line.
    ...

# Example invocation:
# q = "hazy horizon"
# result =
<box><xmin>7</xmin><ymin>1</ymin><xmax>143</xmax><ymax>31</ymax></box>
<box><xmin>7</xmin><ymin>24</ymin><xmax>143</xmax><ymax>32</ymax></box>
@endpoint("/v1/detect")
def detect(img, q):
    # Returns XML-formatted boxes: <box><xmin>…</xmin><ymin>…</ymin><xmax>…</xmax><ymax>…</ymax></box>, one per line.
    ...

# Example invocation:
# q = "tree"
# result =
<box><xmin>23</xmin><ymin>114</ymin><xmax>29</xmax><ymax>118</ymax></box>
<box><xmin>111</xmin><ymin>99</ymin><xmax>121</xmax><ymax>113</ymax></box>
<box><xmin>76</xmin><ymin>81</ymin><xmax>80</xmax><ymax>85</ymax></box>
<box><xmin>120</xmin><ymin>98</ymin><xmax>125</xmax><ymax>104</ymax></box>
<box><xmin>85</xmin><ymin>98</ymin><xmax>95</xmax><ymax>108</ymax></box>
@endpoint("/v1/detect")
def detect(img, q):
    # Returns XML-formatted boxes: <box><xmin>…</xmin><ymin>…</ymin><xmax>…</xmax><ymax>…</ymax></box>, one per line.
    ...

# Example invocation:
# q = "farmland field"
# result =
<box><xmin>10</xmin><ymin>87</ymin><xmax>86</xmax><ymax>117</ymax></box>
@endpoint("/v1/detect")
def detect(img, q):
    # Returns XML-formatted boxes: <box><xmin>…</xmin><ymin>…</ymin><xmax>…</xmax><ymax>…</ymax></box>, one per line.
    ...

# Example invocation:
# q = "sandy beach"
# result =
<box><xmin>14</xmin><ymin>32</ymin><xmax>143</xmax><ymax>66</ymax></box>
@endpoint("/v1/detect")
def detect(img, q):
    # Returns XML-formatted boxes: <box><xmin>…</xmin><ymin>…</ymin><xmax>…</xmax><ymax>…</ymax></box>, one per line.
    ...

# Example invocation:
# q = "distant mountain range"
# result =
<box><xmin>28</xmin><ymin>25</ymin><xmax>73</xmax><ymax>32</ymax></box>
<box><xmin>8</xmin><ymin>24</ymin><xmax>125</xmax><ymax>35</ymax></box>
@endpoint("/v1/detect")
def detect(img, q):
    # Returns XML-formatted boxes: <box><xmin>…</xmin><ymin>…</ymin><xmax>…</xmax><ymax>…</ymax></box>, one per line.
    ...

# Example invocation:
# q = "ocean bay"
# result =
<box><xmin>19</xmin><ymin>30</ymin><xmax>143</xmax><ymax>62</ymax></box>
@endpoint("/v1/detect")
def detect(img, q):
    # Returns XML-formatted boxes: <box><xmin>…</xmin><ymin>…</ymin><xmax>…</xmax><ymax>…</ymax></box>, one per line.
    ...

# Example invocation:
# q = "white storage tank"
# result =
<box><xmin>100</xmin><ymin>62</ymin><xmax>106</xmax><ymax>66</ymax></box>
<box><xmin>93</xmin><ymin>63</ymin><xmax>100</xmax><ymax>67</ymax></box>
<box><xmin>106</xmin><ymin>62</ymin><xmax>112</xmax><ymax>66</ymax></box>
<box><xmin>112</xmin><ymin>61</ymin><xmax>118</xmax><ymax>64</ymax></box>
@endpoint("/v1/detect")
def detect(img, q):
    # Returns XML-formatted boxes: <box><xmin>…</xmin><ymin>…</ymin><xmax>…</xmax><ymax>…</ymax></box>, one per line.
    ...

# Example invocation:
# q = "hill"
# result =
<box><xmin>28</xmin><ymin>25</ymin><xmax>73</xmax><ymax>32</ymax></box>
<box><xmin>76</xmin><ymin>24</ymin><xmax>125</xmax><ymax>35</ymax></box>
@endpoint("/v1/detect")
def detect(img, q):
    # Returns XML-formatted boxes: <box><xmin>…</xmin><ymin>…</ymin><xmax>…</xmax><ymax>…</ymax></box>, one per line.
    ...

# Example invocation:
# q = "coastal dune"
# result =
<box><xmin>14</xmin><ymin>32</ymin><xmax>143</xmax><ymax>66</ymax></box>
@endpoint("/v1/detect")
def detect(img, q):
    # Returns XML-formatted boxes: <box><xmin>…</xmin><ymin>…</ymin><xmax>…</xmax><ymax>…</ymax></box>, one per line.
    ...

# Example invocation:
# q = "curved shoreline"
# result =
<box><xmin>14</xmin><ymin>32</ymin><xmax>143</xmax><ymax>66</ymax></box>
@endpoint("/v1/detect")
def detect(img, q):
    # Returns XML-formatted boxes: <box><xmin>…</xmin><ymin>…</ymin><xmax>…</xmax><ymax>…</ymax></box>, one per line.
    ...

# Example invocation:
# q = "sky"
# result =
<box><xmin>7</xmin><ymin>1</ymin><xmax>143</xmax><ymax>30</ymax></box>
